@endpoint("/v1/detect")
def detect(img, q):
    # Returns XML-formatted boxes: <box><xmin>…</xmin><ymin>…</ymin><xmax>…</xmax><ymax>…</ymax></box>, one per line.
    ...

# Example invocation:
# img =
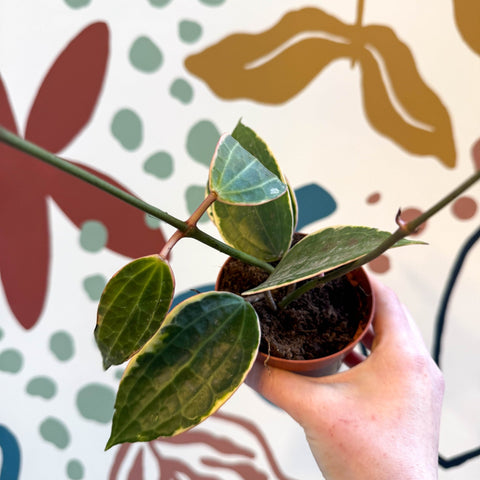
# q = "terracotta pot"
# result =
<box><xmin>216</xmin><ymin>259</ymin><xmax>374</xmax><ymax>377</ymax></box>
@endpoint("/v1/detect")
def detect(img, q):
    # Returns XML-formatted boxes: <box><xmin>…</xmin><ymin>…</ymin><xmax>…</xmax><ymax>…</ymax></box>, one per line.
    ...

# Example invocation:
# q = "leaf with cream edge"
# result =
<box><xmin>209</xmin><ymin>133</ymin><xmax>287</xmax><ymax>205</ymax></box>
<box><xmin>95</xmin><ymin>255</ymin><xmax>175</xmax><ymax>370</ymax></box>
<box><xmin>106</xmin><ymin>292</ymin><xmax>260</xmax><ymax>448</ymax></box>
<box><xmin>244</xmin><ymin>226</ymin><xmax>425</xmax><ymax>294</ymax></box>
<box><xmin>208</xmin><ymin>121</ymin><xmax>297</xmax><ymax>262</ymax></box>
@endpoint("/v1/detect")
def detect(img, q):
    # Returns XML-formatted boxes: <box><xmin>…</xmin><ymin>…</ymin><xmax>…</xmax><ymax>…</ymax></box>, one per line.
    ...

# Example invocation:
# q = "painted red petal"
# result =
<box><xmin>201</xmin><ymin>458</ymin><xmax>269</xmax><ymax>480</ymax></box>
<box><xmin>108</xmin><ymin>444</ymin><xmax>131</xmax><ymax>480</ymax></box>
<box><xmin>128</xmin><ymin>448</ymin><xmax>144</xmax><ymax>480</ymax></box>
<box><xmin>0</xmin><ymin>75</ymin><xmax>18</xmax><ymax>134</ymax></box>
<box><xmin>214</xmin><ymin>411</ymin><xmax>294</xmax><ymax>480</ymax></box>
<box><xmin>48</xmin><ymin>161</ymin><xmax>167</xmax><ymax>258</ymax></box>
<box><xmin>0</xmin><ymin>173</ymin><xmax>49</xmax><ymax>329</ymax></box>
<box><xmin>160</xmin><ymin>430</ymin><xmax>254</xmax><ymax>457</ymax></box>
<box><xmin>25</xmin><ymin>22</ymin><xmax>109</xmax><ymax>152</ymax></box>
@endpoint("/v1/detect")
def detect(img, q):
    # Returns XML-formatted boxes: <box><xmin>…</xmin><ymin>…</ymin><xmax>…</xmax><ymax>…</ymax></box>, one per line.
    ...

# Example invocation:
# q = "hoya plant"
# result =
<box><xmin>0</xmin><ymin>121</ymin><xmax>479</xmax><ymax>449</ymax></box>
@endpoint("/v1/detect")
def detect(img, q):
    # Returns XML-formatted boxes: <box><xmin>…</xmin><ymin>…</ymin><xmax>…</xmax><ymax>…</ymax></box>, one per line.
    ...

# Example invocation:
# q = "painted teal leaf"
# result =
<box><xmin>106</xmin><ymin>292</ymin><xmax>259</xmax><ymax>447</ymax></box>
<box><xmin>95</xmin><ymin>255</ymin><xmax>174</xmax><ymax>369</ymax></box>
<box><xmin>209</xmin><ymin>133</ymin><xmax>287</xmax><ymax>205</ymax></box>
<box><xmin>208</xmin><ymin>122</ymin><xmax>296</xmax><ymax>261</ymax></box>
<box><xmin>295</xmin><ymin>183</ymin><xmax>336</xmax><ymax>228</ymax></box>
<box><xmin>244</xmin><ymin>226</ymin><xmax>425</xmax><ymax>293</ymax></box>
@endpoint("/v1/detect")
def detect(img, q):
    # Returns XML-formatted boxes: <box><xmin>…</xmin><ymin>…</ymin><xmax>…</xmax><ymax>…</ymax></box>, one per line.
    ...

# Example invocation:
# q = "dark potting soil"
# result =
<box><xmin>217</xmin><ymin>257</ymin><xmax>370</xmax><ymax>361</ymax></box>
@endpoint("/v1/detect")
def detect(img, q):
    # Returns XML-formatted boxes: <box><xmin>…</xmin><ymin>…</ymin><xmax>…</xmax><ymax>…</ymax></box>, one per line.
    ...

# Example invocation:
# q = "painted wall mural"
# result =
<box><xmin>0</xmin><ymin>23</ymin><xmax>166</xmax><ymax>330</ymax></box>
<box><xmin>185</xmin><ymin>6</ymin><xmax>456</xmax><ymax>167</ymax></box>
<box><xmin>0</xmin><ymin>1</ymin><xmax>479</xmax><ymax>479</ymax></box>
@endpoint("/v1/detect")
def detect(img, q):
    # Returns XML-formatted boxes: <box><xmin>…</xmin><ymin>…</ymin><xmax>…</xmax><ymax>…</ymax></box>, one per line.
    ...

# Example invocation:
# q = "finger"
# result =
<box><xmin>368</xmin><ymin>274</ymin><xmax>428</xmax><ymax>352</ymax></box>
<box><xmin>368</xmin><ymin>275</ymin><xmax>412</xmax><ymax>347</ymax></box>
<box><xmin>401</xmin><ymin>302</ymin><xmax>432</xmax><ymax>349</ymax></box>
<box><xmin>245</xmin><ymin>359</ymin><xmax>329</xmax><ymax>424</ymax></box>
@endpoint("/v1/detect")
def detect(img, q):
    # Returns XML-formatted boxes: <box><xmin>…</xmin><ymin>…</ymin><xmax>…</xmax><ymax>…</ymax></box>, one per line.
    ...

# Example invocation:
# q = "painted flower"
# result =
<box><xmin>0</xmin><ymin>22</ymin><xmax>166</xmax><ymax>329</ymax></box>
<box><xmin>108</xmin><ymin>410</ymin><xmax>297</xmax><ymax>480</ymax></box>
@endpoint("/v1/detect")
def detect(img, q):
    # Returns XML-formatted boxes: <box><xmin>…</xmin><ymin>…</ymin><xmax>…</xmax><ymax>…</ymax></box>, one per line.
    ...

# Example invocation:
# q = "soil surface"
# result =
<box><xmin>217</xmin><ymin>247</ymin><xmax>371</xmax><ymax>361</ymax></box>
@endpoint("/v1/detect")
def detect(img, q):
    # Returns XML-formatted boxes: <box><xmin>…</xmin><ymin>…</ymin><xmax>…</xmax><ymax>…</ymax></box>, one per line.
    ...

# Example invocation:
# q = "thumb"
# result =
<box><xmin>245</xmin><ymin>359</ymin><xmax>336</xmax><ymax>425</ymax></box>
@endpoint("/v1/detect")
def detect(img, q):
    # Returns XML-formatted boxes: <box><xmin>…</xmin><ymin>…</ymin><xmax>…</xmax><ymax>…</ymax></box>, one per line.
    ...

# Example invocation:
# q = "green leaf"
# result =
<box><xmin>231</xmin><ymin>120</ymin><xmax>288</xmax><ymax>181</ymax></box>
<box><xmin>106</xmin><ymin>292</ymin><xmax>260</xmax><ymax>448</ymax></box>
<box><xmin>209</xmin><ymin>133</ymin><xmax>287</xmax><ymax>205</ymax></box>
<box><xmin>95</xmin><ymin>255</ymin><xmax>174</xmax><ymax>370</ymax></box>
<box><xmin>244</xmin><ymin>226</ymin><xmax>425</xmax><ymax>293</ymax></box>
<box><xmin>208</xmin><ymin>121</ymin><xmax>296</xmax><ymax>261</ymax></box>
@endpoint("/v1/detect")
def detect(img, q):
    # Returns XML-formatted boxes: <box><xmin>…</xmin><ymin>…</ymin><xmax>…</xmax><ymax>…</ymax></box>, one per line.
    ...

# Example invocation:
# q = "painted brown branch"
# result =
<box><xmin>351</xmin><ymin>0</ymin><xmax>366</xmax><ymax>67</ymax></box>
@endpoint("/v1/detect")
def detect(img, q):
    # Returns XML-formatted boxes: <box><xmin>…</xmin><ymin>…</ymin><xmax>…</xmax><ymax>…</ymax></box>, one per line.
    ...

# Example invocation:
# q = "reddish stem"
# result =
<box><xmin>160</xmin><ymin>191</ymin><xmax>218</xmax><ymax>258</ymax></box>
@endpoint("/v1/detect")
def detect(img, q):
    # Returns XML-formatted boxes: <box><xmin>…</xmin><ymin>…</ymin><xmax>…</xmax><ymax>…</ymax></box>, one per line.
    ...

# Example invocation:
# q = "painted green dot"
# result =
<box><xmin>76</xmin><ymin>383</ymin><xmax>115</xmax><ymax>423</ymax></box>
<box><xmin>83</xmin><ymin>274</ymin><xmax>106</xmax><ymax>301</ymax></box>
<box><xmin>129</xmin><ymin>36</ymin><xmax>163</xmax><ymax>73</ymax></box>
<box><xmin>148</xmin><ymin>0</ymin><xmax>172</xmax><ymax>6</ymax></box>
<box><xmin>67</xmin><ymin>459</ymin><xmax>84</xmax><ymax>480</ymax></box>
<box><xmin>49</xmin><ymin>331</ymin><xmax>75</xmax><ymax>362</ymax></box>
<box><xmin>170</xmin><ymin>78</ymin><xmax>193</xmax><ymax>104</ymax></box>
<box><xmin>114</xmin><ymin>368</ymin><xmax>124</xmax><ymax>381</ymax></box>
<box><xmin>39</xmin><ymin>417</ymin><xmax>70</xmax><ymax>449</ymax></box>
<box><xmin>145</xmin><ymin>214</ymin><xmax>161</xmax><ymax>229</ymax></box>
<box><xmin>186</xmin><ymin>120</ymin><xmax>220</xmax><ymax>167</ymax></box>
<box><xmin>0</xmin><ymin>327</ymin><xmax>4</xmax><ymax>341</ymax></box>
<box><xmin>79</xmin><ymin>220</ymin><xmax>108</xmax><ymax>252</ymax></box>
<box><xmin>186</xmin><ymin>185</ymin><xmax>209</xmax><ymax>223</ymax></box>
<box><xmin>0</xmin><ymin>349</ymin><xmax>23</xmax><ymax>373</ymax></box>
<box><xmin>179</xmin><ymin>20</ymin><xmax>202</xmax><ymax>43</ymax></box>
<box><xmin>199</xmin><ymin>0</ymin><xmax>225</xmax><ymax>4</ymax></box>
<box><xmin>64</xmin><ymin>0</ymin><xmax>91</xmax><ymax>8</ymax></box>
<box><xmin>111</xmin><ymin>109</ymin><xmax>143</xmax><ymax>151</ymax></box>
<box><xmin>26</xmin><ymin>376</ymin><xmax>57</xmax><ymax>399</ymax></box>
<box><xmin>144</xmin><ymin>151</ymin><xmax>174</xmax><ymax>179</ymax></box>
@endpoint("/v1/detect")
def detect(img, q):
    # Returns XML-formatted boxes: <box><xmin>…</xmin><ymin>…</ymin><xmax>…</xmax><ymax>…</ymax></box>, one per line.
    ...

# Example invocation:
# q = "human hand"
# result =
<box><xmin>246</xmin><ymin>276</ymin><xmax>444</xmax><ymax>480</ymax></box>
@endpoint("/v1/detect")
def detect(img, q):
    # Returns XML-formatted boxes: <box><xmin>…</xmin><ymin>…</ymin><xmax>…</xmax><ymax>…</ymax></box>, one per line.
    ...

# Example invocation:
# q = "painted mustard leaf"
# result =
<box><xmin>359</xmin><ymin>25</ymin><xmax>455</xmax><ymax>168</ymax></box>
<box><xmin>209</xmin><ymin>133</ymin><xmax>287</xmax><ymax>205</ymax></box>
<box><xmin>244</xmin><ymin>226</ymin><xmax>424</xmax><ymax>294</ymax></box>
<box><xmin>184</xmin><ymin>8</ymin><xmax>351</xmax><ymax>104</ymax></box>
<box><xmin>209</xmin><ymin>122</ymin><xmax>295</xmax><ymax>261</ymax></box>
<box><xmin>95</xmin><ymin>255</ymin><xmax>174</xmax><ymax>370</ymax></box>
<box><xmin>453</xmin><ymin>0</ymin><xmax>480</xmax><ymax>57</ymax></box>
<box><xmin>186</xmin><ymin>7</ymin><xmax>455</xmax><ymax>167</ymax></box>
<box><xmin>106</xmin><ymin>292</ymin><xmax>259</xmax><ymax>447</ymax></box>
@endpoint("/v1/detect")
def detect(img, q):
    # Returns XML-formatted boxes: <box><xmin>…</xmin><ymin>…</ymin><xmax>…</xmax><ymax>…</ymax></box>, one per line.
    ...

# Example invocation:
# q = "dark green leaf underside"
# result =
<box><xmin>106</xmin><ymin>292</ymin><xmax>259</xmax><ymax>448</ymax></box>
<box><xmin>231</xmin><ymin>120</ymin><xmax>283</xmax><ymax>178</ymax></box>
<box><xmin>95</xmin><ymin>255</ymin><xmax>174</xmax><ymax>369</ymax></box>
<box><xmin>244</xmin><ymin>226</ymin><xmax>424</xmax><ymax>293</ymax></box>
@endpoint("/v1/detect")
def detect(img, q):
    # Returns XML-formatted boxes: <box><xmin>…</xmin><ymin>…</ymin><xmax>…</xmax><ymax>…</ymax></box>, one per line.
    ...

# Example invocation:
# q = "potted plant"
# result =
<box><xmin>0</xmin><ymin>121</ymin><xmax>478</xmax><ymax>450</ymax></box>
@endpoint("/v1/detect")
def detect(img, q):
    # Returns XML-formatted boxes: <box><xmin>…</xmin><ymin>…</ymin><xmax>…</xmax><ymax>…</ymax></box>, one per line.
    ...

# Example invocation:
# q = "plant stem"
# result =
<box><xmin>0</xmin><ymin>126</ymin><xmax>274</xmax><ymax>273</ymax></box>
<box><xmin>160</xmin><ymin>191</ymin><xmax>218</xmax><ymax>258</ymax></box>
<box><xmin>279</xmin><ymin>167</ymin><xmax>480</xmax><ymax>308</ymax></box>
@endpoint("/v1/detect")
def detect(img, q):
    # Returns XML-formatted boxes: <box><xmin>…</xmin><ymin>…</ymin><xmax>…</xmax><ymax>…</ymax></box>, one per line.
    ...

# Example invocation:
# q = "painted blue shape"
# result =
<box><xmin>0</xmin><ymin>425</ymin><xmax>21</xmax><ymax>480</ymax></box>
<box><xmin>294</xmin><ymin>183</ymin><xmax>337</xmax><ymax>230</ymax></box>
<box><xmin>170</xmin><ymin>284</ymin><xmax>215</xmax><ymax>309</ymax></box>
